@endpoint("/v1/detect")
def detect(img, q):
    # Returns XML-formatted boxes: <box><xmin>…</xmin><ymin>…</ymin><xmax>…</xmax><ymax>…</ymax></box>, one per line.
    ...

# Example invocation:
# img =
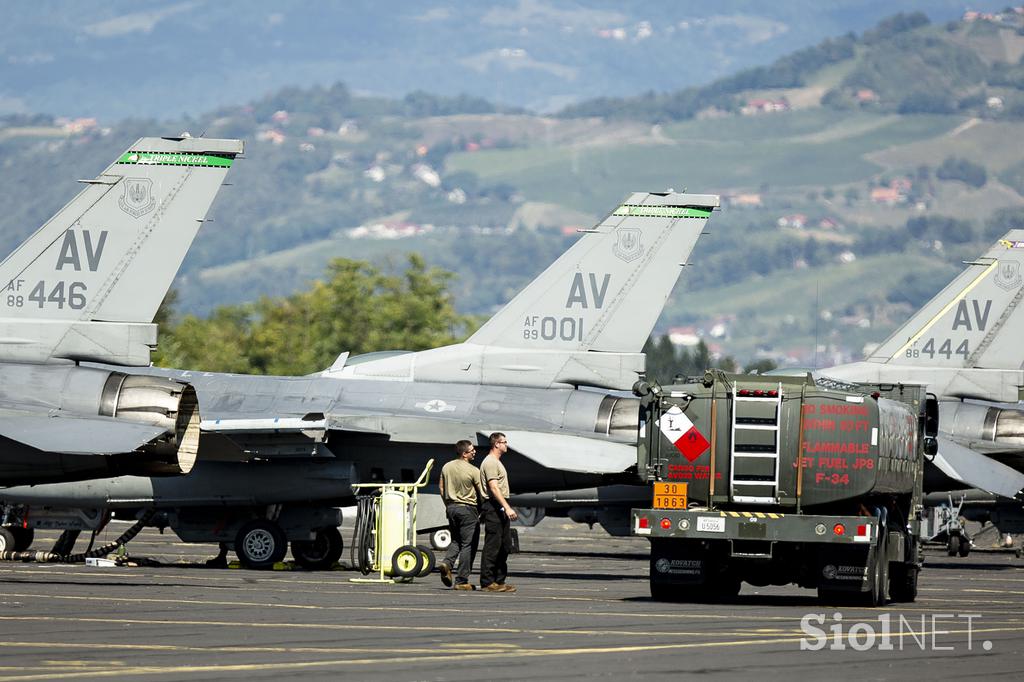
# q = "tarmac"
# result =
<box><xmin>0</xmin><ymin>518</ymin><xmax>1022</xmax><ymax>681</ymax></box>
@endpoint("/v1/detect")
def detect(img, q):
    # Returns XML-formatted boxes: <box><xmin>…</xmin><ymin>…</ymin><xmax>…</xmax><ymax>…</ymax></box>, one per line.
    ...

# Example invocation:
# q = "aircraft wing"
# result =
<box><xmin>317</xmin><ymin>414</ymin><xmax>635</xmax><ymax>475</ymax></box>
<box><xmin>940</xmin><ymin>435</ymin><xmax>1024</xmax><ymax>476</ymax></box>
<box><xmin>0</xmin><ymin>412</ymin><xmax>167</xmax><ymax>455</ymax></box>
<box><xmin>490</xmin><ymin>430</ymin><xmax>635</xmax><ymax>474</ymax></box>
<box><xmin>932</xmin><ymin>435</ymin><xmax>1024</xmax><ymax>498</ymax></box>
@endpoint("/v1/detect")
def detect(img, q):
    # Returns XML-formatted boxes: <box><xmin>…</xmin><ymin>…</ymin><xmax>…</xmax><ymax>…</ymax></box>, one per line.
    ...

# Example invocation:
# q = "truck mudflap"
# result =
<box><xmin>632</xmin><ymin>508</ymin><xmax>878</xmax><ymax>545</ymax></box>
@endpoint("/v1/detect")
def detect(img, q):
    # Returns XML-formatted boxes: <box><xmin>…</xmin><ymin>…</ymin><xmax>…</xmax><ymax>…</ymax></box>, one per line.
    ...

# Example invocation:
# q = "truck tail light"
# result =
<box><xmin>638</xmin><ymin>517</ymin><xmax>650</xmax><ymax>529</ymax></box>
<box><xmin>833</xmin><ymin>523</ymin><xmax>845</xmax><ymax>536</ymax></box>
<box><xmin>660</xmin><ymin>518</ymin><xmax>672</xmax><ymax>529</ymax></box>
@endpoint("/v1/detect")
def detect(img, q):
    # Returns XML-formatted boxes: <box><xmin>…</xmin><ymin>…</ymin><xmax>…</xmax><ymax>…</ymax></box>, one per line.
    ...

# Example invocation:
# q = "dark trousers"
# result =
<box><xmin>443</xmin><ymin>504</ymin><xmax>479</xmax><ymax>584</ymax></box>
<box><xmin>480</xmin><ymin>501</ymin><xmax>513</xmax><ymax>587</ymax></box>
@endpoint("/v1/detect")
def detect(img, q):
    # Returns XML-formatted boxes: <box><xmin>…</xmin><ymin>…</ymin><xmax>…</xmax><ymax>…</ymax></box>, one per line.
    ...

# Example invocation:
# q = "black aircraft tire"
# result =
<box><xmin>10</xmin><ymin>527</ymin><xmax>34</xmax><ymax>552</ymax></box>
<box><xmin>391</xmin><ymin>544</ymin><xmax>424</xmax><ymax>578</ymax></box>
<box><xmin>292</xmin><ymin>527</ymin><xmax>344</xmax><ymax>570</ymax></box>
<box><xmin>958</xmin><ymin>539</ymin><xmax>971</xmax><ymax>557</ymax></box>
<box><xmin>0</xmin><ymin>527</ymin><xmax>14</xmax><ymax>554</ymax></box>
<box><xmin>416</xmin><ymin>544</ymin><xmax>436</xmax><ymax>577</ymax></box>
<box><xmin>235</xmin><ymin>520</ymin><xmax>288</xmax><ymax>569</ymax></box>
<box><xmin>947</xmin><ymin>535</ymin><xmax>960</xmax><ymax>556</ymax></box>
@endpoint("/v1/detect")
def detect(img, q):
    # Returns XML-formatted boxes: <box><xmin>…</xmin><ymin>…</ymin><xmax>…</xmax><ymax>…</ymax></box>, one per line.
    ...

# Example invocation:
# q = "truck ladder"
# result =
<box><xmin>729</xmin><ymin>382</ymin><xmax>783</xmax><ymax>505</ymax></box>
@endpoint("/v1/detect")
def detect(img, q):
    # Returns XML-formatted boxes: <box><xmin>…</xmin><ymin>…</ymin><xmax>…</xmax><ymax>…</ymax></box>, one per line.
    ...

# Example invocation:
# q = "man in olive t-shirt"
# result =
<box><xmin>438</xmin><ymin>439</ymin><xmax>484</xmax><ymax>589</ymax></box>
<box><xmin>479</xmin><ymin>432</ymin><xmax>518</xmax><ymax>592</ymax></box>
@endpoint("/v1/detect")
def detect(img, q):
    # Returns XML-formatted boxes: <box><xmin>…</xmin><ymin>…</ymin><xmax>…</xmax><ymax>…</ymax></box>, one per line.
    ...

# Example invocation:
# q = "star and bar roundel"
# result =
<box><xmin>658</xmin><ymin>405</ymin><xmax>710</xmax><ymax>462</ymax></box>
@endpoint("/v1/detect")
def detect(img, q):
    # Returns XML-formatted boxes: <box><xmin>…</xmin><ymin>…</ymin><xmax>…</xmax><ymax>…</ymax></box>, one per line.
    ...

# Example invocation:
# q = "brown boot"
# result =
<box><xmin>453</xmin><ymin>583</ymin><xmax>476</xmax><ymax>591</ymax></box>
<box><xmin>439</xmin><ymin>562</ymin><xmax>453</xmax><ymax>587</ymax></box>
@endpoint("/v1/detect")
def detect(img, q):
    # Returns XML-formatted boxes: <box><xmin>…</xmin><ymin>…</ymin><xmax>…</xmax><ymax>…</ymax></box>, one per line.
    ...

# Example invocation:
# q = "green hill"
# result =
<box><xmin>3</xmin><ymin>11</ymin><xmax>1024</xmax><ymax>368</ymax></box>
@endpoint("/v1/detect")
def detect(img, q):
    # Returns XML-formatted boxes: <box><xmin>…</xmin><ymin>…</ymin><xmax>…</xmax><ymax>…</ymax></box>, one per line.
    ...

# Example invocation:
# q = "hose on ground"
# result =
<box><xmin>0</xmin><ymin>509</ymin><xmax>156</xmax><ymax>563</ymax></box>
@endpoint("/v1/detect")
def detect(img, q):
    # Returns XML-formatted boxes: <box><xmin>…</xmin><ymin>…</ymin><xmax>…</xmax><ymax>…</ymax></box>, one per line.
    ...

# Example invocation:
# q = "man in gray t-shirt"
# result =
<box><xmin>479</xmin><ymin>432</ymin><xmax>518</xmax><ymax>592</ymax></box>
<box><xmin>438</xmin><ymin>439</ymin><xmax>484</xmax><ymax>590</ymax></box>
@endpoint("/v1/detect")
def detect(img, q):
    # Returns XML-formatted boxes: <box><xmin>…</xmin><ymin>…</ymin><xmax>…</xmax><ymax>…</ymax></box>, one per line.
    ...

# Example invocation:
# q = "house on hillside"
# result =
<box><xmin>856</xmin><ymin>89</ymin><xmax>878</xmax><ymax>103</ymax></box>
<box><xmin>667</xmin><ymin>326</ymin><xmax>700</xmax><ymax>348</ymax></box>
<box><xmin>870</xmin><ymin>185</ymin><xmax>907</xmax><ymax>205</ymax></box>
<box><xmin>777</xmin><ymin>214</ymin><xmax>807</xmax><ymax>229</ymax></box>
<box><xmin>726</xmin><ymin>193</ymin><xmax>762</xmax><ymax>208</ymax></box>
<box><xmin>741</xmin><ymin>98</ymin><xmax>790</xmax><ymax>116</ymax></box>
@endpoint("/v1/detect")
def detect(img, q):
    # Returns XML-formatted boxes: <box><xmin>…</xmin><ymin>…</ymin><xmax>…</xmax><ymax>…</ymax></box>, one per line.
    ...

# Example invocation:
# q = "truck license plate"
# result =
<box><xmin>696</xmin><ymin>517</ymin><xmax>725</xmax><ymax>533</ymax></box>
<box><xmin>653</xmin><ymin>482</ymin><xmax>688</xmax><ymax>509</ymax></box>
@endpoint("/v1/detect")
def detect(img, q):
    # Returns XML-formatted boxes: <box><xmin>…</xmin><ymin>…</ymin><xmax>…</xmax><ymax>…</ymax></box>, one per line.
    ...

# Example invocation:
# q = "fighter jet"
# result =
<box><xmin>0</xmin><ymin>191</ymin><xmax>720</xmax><ymax>567</ymax></box>
<box><xmin>813</xmin><ymin>231</ymin><xmax>1024</xmax><ymax>551</ymax></box>
<box><xmin>0</xmin><ymin>136</ymin><xmax>242</xmax><ymax>489</ymax></box>
<box><xmin>821</xmin><ymin>231</ymin><xmax>1024</xmax><ymax>498</ymax></box>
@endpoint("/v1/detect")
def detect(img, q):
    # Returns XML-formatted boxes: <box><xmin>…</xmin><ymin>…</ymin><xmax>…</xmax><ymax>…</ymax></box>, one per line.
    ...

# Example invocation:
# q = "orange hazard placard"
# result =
<box><xmin>653</xmin><ymin>482</ymin><xmax>688</xmax><ymax>510</ymax></box>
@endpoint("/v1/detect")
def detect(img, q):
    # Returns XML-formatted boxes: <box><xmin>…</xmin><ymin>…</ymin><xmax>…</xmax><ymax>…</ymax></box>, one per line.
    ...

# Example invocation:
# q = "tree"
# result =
<box><xmin>936</xmin><ymin>157</ymin><xmax>987</xmax><ymax>188</ymax></box>
<box><xmin>154</xmin><ymin>255</ymin><xmax>472</xmax><ymax>375</ymax></box>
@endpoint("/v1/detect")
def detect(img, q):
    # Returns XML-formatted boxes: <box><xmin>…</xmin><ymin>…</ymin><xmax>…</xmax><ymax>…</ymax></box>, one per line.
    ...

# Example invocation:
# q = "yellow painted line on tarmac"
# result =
<box><xmin>11</xmin><ymin>587</ymin><xmax>1024</xmax><ymax>622</ymax></box>
<box><xmin>1</xmin><ymin>626</ymin><xmax>1023</xmax><ymax>682</ymax></box>
<box><xmin>944</xmin><ymin>587</ymin><xmax>1024</xmax><ymax>596</ymax></box>
<box><xmin>0</xmin><ymin>591</ymin><xmax>794</xmax><ymax>622</ymax></box>
<box><xmin>12</xmin><ymin>589</ymin><xmax>1024</xmax><ymax>623</ymax></box>
<box><xmin>0</xmin><ymin>615</ymin><xmax>823</xmax><ymax>639</ymax></box>
<box><xmin>1</xmin><ymin>641</ymin><xmax>498</xmax><ymax>655</ymax></box>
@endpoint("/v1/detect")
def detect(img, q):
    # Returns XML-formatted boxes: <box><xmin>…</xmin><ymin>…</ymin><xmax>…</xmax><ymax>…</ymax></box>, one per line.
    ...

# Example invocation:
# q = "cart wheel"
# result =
<box><xmin>391</xmin><ymin>544</ymin><xmax>424</xmax><ymax>578</ymax></box>
<box><xmin>416</xmin><ymin>545</ymin><xmax>436</xmax><ymax>577</ymax></box>
<box><xmin>429</xmin><ymin>528</ymin><xmax>452</xmax><ymax>551</ymax></box>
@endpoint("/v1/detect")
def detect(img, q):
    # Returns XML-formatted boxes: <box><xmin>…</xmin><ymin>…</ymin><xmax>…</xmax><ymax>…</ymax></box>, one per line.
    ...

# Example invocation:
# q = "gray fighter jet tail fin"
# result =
<box><xmin>867</xmin><ymin>230</ymin><xmax>1024</xmax><ymax>370</ymax></box>
<box><xmin>341</xmin><ymin>191</ymin><xmax>718</xmax><ymax>390</ymax></box>
<box><xmin>0</xmin><ymin>136</ymin><xmax>243</xmax><ymax>365</ymax></box>
<box><xmin>467</xmin><ymin>191</ymin><xmax>719</xmax><ymax>352</ymax></box>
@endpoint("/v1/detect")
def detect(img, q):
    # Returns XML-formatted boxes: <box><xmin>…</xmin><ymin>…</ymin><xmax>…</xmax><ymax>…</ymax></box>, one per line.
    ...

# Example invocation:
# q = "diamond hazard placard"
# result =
<box><xmin>659</xmin><ymin>405</ymin><xmax>710</xmax><ymax>462</ymax></box>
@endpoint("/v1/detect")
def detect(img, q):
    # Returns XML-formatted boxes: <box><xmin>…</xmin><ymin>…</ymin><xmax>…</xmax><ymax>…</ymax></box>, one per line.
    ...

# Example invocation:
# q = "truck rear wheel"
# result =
<box><xmin>858</xmin><ymin>533</ymin><xmax>888</xmax><ymax>607</ymax></box>
<box><xmin>889</xmin><ymin>564</ymin><xmax>918</xmax><ymax>603</ymax></box>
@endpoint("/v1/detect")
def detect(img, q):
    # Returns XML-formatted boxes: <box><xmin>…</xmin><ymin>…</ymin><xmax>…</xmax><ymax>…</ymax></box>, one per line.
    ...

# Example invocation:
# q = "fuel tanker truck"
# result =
<box><xmin>631</xmin><ymin>370</ymin><xmax>937</xmax><ymax>605</ymax></box>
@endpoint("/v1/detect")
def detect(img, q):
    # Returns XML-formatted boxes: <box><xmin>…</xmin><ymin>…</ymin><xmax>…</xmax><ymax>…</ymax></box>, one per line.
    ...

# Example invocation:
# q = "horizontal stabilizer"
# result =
<box><xmin>933</xmin><ymin>435</ymin><xmax>1024</xmax><ymax>498</ymax></box>
<box><xmin>0</xmin><ymin>413</ymin><xmax>166</xmax><ymax>455</ymax></box>
<box><xmin>490</xmin><ymin>430</ymin><xmax>636</xmax><ymax>474</ymax></box>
